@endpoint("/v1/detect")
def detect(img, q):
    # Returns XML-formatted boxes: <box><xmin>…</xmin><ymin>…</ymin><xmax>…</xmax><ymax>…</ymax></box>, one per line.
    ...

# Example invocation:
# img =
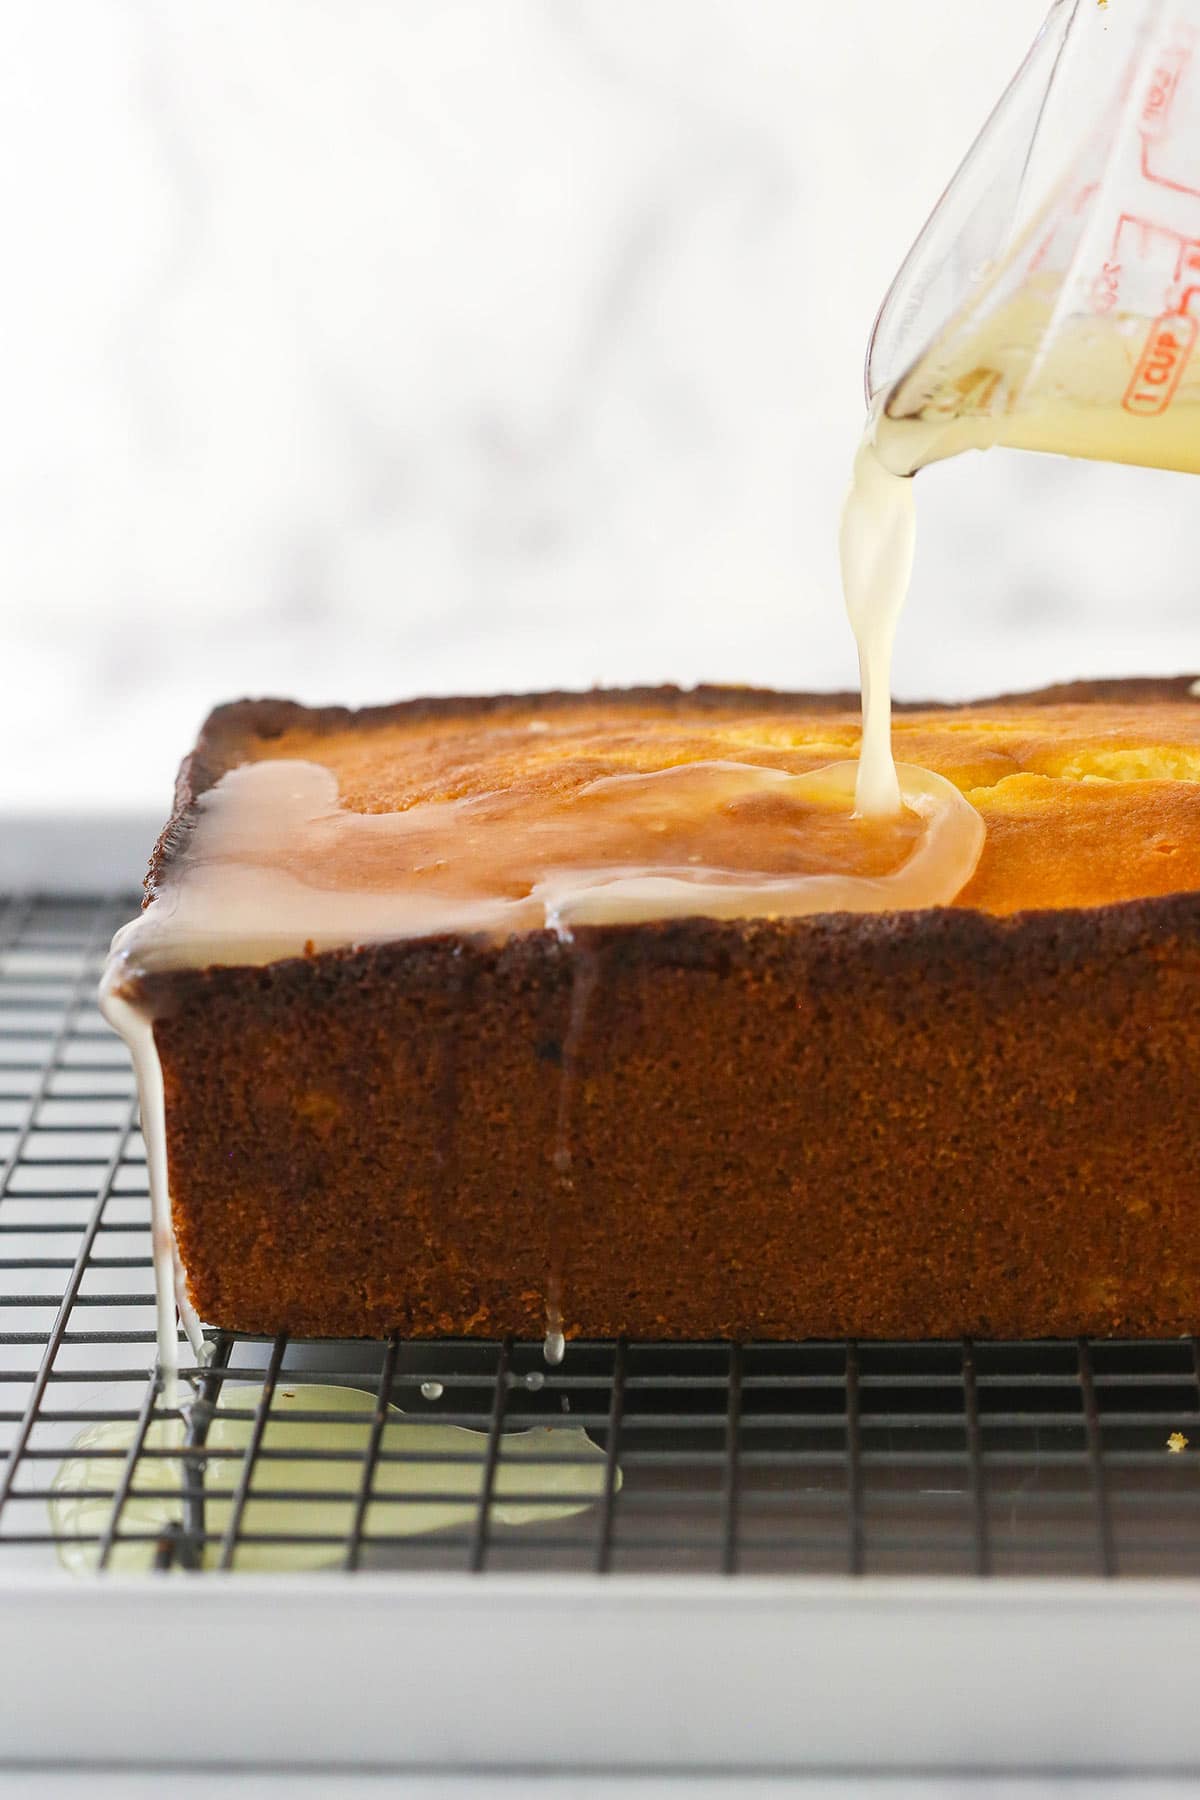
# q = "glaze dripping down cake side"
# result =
<box><xmin>108</xmin><ymin>679</ymin><xmax>1200</xmax><ymax>1342</ymax></box>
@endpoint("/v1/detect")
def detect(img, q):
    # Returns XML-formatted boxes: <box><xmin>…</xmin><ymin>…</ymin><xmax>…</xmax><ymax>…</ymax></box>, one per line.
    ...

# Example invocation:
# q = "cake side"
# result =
<box><xmin>144</xmin><ymin>893</ymin><xmax>1200</xmax><ymax>1340</ymax></box>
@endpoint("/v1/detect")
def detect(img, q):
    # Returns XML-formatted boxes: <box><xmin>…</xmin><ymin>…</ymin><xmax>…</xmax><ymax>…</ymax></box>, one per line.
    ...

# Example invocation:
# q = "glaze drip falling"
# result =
<box><xmin>545</xmin><ymin>942</ymin><xmax>601</xmax><ymax>1364</ymax></box>
<box><xmin>839</xmin><ymin>428</ymin><xmax>915</xmax><ymax>819</ymax></box>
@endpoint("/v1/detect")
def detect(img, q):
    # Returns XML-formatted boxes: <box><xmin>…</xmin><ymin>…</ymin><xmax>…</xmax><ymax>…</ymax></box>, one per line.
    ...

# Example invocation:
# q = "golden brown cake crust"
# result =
<box><xmin>135</xmin><ymin>676</ymin><xmax>1200</xmax><ymax>1342</ymax></box>
<box><xmin>151</xmin><ymin>675</ymin><xmax>1200</xmax><ymax>918</ymax></box>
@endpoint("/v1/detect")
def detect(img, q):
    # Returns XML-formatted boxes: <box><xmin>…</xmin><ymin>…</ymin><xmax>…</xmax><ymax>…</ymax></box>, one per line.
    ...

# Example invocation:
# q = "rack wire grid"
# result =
<box><xmin>4</xmin><ymin>891</ymin><xmax>1200</xmax><ymax>1581</ymax></box>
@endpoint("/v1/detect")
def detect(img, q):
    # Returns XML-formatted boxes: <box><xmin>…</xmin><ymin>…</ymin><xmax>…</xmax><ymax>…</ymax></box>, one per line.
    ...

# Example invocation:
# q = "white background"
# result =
<box><xmin>4</xmin><ymin>0</ymin><xmax>1197</xmax><ymax>817</ymax></box>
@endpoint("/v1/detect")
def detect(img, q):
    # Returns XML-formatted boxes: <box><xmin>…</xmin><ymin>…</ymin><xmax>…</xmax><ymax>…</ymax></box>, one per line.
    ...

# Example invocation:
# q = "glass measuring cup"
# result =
<box><xmin>867</xmin><ymin>0</ymin><xmax>1200</xmax><ymax>477</ymax></box>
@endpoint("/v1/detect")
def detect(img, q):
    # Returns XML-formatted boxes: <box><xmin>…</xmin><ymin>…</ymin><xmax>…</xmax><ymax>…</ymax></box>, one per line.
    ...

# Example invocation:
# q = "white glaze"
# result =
<box><xmin>50</xmin><ymin>1382</ymin><xmax>613</xmax><ymax>1572</ymax></box>
<box><xmin>105</xmin><ymin>754</ymin><xmax>983</xmax><ymax>985</ymax></box>
<box><xmin>839</xmin><ymin>433</ymin><xmax>914</xmax><ymax>819</ymax></box>
<box><xmin>97</xmin><ymin>982</ymin><xmax>204</xmax><ymax>1411</ymax></box>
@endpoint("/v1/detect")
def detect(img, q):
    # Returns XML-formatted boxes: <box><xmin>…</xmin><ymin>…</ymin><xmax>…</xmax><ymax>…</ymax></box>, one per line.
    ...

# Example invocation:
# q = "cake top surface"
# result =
<box><xmin>153</xmin><ymin>677</ymin><xmax>1200</xmax><ymax>922</ymax></box>
<box><xmin>95</xmin><ymin>678</ymin><xmax>1200</xmax><ymax>984</ymax></box>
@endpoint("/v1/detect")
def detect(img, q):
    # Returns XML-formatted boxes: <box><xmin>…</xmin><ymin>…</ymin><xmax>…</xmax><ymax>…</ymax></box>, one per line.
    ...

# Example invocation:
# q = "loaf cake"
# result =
<box><xmin>104</xmin><ymin>677</ymin><xmax>1200</xmax><ymax>1342</ymax></box>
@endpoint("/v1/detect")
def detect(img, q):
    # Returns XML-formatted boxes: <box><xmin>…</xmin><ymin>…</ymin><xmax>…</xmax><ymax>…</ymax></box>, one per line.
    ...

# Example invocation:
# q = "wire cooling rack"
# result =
<box><xmin>4</xmin><ymin>892</ymin><xmax>1200</xmax><ymax>1580</ymax></box>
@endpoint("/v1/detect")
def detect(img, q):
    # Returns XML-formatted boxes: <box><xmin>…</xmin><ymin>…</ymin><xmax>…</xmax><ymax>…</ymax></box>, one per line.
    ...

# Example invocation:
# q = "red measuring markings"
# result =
<box><xmin>1141</xmin><ymin>43</ymin><xmax>1190</xmax><ymax>138</ymax></box>
<box><xmin>1139</xmin><ymin>36</ymin><xmax>1200</xmax><ymax>198</ymax></box>
<box><xmin>1122</xmin><ymin>309</ymin><xmax>1198</xmax><ymax>414</ymax></box>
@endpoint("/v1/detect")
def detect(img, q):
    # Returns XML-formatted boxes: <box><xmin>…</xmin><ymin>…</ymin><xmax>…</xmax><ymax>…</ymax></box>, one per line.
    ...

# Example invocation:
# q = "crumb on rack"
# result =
<box><xmin>1168</xmin><ymin>1431</ymin><xmax>1188</xmax><ymax>1453</ymax></box>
